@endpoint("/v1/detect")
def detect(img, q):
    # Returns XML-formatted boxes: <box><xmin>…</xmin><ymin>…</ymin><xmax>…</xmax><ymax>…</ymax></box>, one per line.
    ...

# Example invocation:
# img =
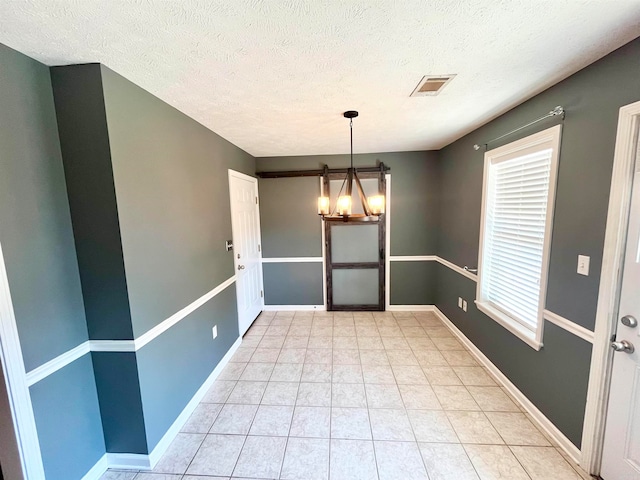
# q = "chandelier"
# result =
<box><xmin>317</xmin><ymin>111</ymin><xmax>385</xmax><ymax>221</ymax></box>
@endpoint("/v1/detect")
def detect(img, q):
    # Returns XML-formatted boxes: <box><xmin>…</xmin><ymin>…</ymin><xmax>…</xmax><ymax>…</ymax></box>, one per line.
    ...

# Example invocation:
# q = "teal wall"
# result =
<box><xmin>435</xmin><ymin>37</ymin><xmax>640</xmax><ymax>447</ymax></box>
<box><xmin>51</xmin><ymin>62</ymin><xmax>255</xmax><ymax>457</ymax></box>
<box><xmin>0</xmin><ymin>44</ymin><xmax>105</xmax><ymax>479</ymax></box>
<box><xmin>257</xmin><ymin>151</ymin><xmax>440</xmax><ymax>306</ymax></box>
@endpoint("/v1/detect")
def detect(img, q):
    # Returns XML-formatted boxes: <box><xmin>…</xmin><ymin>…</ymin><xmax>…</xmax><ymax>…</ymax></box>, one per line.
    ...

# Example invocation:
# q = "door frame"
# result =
<box><xmin>582</xmin><ymin>100</ymin><xmax>640</xmax><ymax>474</ymax></box>
<box><xmin>0</xmin><ymin>241</ymin><xmax>45</xmax><ymax>478</ymax></box>
<box><xmin>228</xmin><ymin>169</ymin><xmax>265</xmax><ymax>332</ymax></box>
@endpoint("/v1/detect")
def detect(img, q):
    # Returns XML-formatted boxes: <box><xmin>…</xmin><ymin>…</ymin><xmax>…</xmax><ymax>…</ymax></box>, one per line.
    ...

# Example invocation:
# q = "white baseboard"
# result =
<box><xmin>147</xmin><ymin>335</ymin><xmax>242</xmax><ymax>467</ymax></box>
<box><xmin>262</xmin><ymin>305</ymin><xmax>326</xmax><ymax>311</ymax></box>
<box><xmin>80</xmin><ymin>454</ymin><xmax>108</xmax><ymax>480</ymax></box>
<box><xmin>98</xmin><ymin>336</ymin><xmax>243</xmax><ymax>473</ymax></box>
<box><xmin>432</xmin><ymin>306</ymin><xmax>582</xmax><ymax>464</ymax></box>
<box><xmin>106</xmin><ymin>452</ymin><xmax>151</xmax><ymax>470</ymax></box>
<box><xmin>387</xmin><ymin>305</ymin><xmax>435</xmax><ymax>312</ymax></box>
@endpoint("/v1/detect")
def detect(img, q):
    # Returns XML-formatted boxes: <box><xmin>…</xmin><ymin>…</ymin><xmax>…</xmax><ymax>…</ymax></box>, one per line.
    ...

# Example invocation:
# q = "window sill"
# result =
<box><xmin>475</xmin><ymin>301</ymin><xmax>543</xmax><ymax>351</ymax></box>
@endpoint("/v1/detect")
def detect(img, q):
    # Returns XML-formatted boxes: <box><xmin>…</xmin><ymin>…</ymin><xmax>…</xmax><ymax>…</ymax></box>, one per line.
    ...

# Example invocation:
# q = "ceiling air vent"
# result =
<box><xmin>410</xmin><ymin>74</ymin><xmax>456</xmax><ymax>97</ymax></box>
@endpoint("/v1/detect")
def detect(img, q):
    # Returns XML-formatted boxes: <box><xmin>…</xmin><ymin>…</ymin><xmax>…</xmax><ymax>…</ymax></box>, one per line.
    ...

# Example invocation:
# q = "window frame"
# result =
<box><xmin>475</xmin><ymin>125</ymin><xmax>562</xmax><ymax>350</ymax></box>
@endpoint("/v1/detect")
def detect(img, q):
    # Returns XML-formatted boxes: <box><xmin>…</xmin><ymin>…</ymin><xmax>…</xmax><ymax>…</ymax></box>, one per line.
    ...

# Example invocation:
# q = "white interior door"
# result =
<box><xmin>229</xmin><ymin>170</ymin><xmax>264</xmax><ymax>336</ymax></box>
<box><xmin>601</xmin><ymin>137</ymin><xmax>640</xmax><ymax>480</ymax></box>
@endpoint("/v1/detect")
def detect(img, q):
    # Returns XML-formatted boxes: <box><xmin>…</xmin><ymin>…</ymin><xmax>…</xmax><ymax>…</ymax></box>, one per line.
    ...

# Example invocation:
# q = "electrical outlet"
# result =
<box><xmin>458</xmin><ymin>297</ymin><xmax>463</xmax><ymax>308</ymax></box>
<box><xmin>577</xmin><ymin>255</ymin><xmax>590</xmax><ymax>276</ymax></box>
<box><xmin>462</xmin><ymin>300</ymin><xmax>468</xmax><ymax>312</ymax></box>
<box><xmin>212</xmin><ymin>325</ymin><xmax>218</xmax><ymax>339</ymax></box>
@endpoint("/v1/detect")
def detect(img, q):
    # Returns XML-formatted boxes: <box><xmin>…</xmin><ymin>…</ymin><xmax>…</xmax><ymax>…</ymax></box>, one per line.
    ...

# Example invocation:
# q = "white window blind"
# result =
<box><xmin>482</xmin><ymin>148</ymin><xmax>553</xmax><ymax>331</ymax></box>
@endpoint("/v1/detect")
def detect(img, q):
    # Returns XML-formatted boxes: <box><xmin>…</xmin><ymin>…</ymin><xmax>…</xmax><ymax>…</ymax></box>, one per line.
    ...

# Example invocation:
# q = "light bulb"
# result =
<box><xmin>317</xmin><ymin>196</ymin><xmax>330</xmax><ymax>215</ymax></box>
<box><xmin>337</xmin><ymin>195</ymin><xmax>352</xmax><ymax>215</ymax></box>
<box><xmin>368</xmin><ymin>195</ymin><xmax>385</xmax><ymax>214</ymax></box>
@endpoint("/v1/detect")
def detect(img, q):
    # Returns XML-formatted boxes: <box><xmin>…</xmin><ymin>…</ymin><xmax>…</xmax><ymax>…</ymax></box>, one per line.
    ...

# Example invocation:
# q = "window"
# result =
<box><xmin>476</xmin><ymin>125</ymin><xmax>561</xmax><ymax>350</ymax></box>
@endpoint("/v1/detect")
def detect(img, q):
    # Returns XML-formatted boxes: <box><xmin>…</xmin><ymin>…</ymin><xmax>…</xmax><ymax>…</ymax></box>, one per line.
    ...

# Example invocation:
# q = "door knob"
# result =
<box><xmin>238</xmin><ymin>265</ymin><xmax>245</xmax><ymax>270</ymax></box>
<box><xmin>621</xmin><ymin>315</ymin><xmax>638</xmax><ymax>328</ymax></box>
<box><xmin>611</xmin><ymin>340</ymin><xmax>635</xmax><ymax>354</ymax></box>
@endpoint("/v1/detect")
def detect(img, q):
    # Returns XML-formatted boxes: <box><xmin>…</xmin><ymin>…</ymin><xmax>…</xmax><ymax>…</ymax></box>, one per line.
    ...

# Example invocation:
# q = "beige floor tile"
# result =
<box><xmin>369</xmin><ymin>408</ymin><xmax>415</xmax><ymax>441</ymax></box>
<box><xmin>433</xmin><ymin>385</ymin><xmax>481</xmax><ymax>411</ymax></box>
<box><xmin>288</xmin><ymin>325</ymin><xmax>311</xmax><ymax>336</ymax></box>
<box><xmin>283</xmin><ymin>335</ymin><xmax>309</xmax><ymax>349</ymax></box>
<box><xmin>485</xmin><ymin>412</ymin><xmax>550</xmax><ymax>446</ymax></box>
<box><xmin>301</xmin><ymin>363</ymin><xmax>332</xmax><ymax>383</ymax></box>
<box><xmin>334</xmin><ymin>325</ymin><xmax>356</xmax><ymax>336</ymax></box>
<box><xmin>464</xmin><ymin>444</ymin><xmax>529</xmax><ymax>479</ymax></box>
<box><xmin>186</xmin><ymin>434</ymin><xmax>244</xmax><ymax>477</ymax></box>
<box><xmin>419</xmin><ymin>443</ymin><xmax>479</xmax><ymax>480</ymax></box>
<box><xmin>181</xmin><ymin>403</ymin><xmax>222</xmax><ymax>433</ymax></box>
<box><xmin>134</xmin><ymin>474</ymin><xmax>181</xmax><ymax>480</ymax></box>
<box><xmin>359</xmin><ymin>349</ymin><xmax>390</xmax><ymax>365</ymax></box>
<box><xmin>332</xmin><ymin>364</ymin><xmax>364</xmax><ymax>383</ymax></box>
<box><xmin>332</xmin><ymin>383</ymin><xmax>367</xmax><ymax>408</ymax></box>
<box><xmin>511</xmin><ymin>446</ymin><xmax>580</xmax><ymax>479</ymax></box>
<box><xmin>434</xmin><ymin>337</ymin><xmax>465</xmax><ymax>350</ymax></box>
<box><xmin>392</xmin><ymin>365</ymin><xmax>429</xmax><ymax>384</ymax></box>
<box><xmin>249</xmin><ymin>405</ymin><xmax>293</xmax><ymax>436</ymax></box>
<box><xmin>230</xmin><ymin>347</ymin><xmax>254</xmax><ymax>363</ymax></box>
<box><xmin>311</xmin><ymin>324</ymin><xmax>333</xmax><ymax>336</ymax></box>
<box><xmin>386</xmin><ymin>349</ymin><xmax>420</xmax><ymax>366</ymax></box>
<box><xmin>408</xmin><ymin>410</ymin><xmax>459</xmax><ymax>443</ymax></box>
<box><xmin>202</xmin><ymin>380</ymin><xmax>236</xmax><ymax>403</ymax></box>
<box><xmin>296</xmin><ymin>382</ymin><xmax>331</xmax><ymax>406</ymax></box>
<box><xmin>414</xmin><ymin>350</ymin><xmax>449</xmax><ymax>367</ymax></box>
<box><xmin>277</xmin><ymin>348</ymin><xmax>306</xmax><ymax>363</ymax></box>
<box><xmin>305</xmin><ymin>349</ymin><xmax>333</xmax><ymax>364</ymax></box>
<box><xmin>422</xmin><ymin>366</ymin><xmax>463</xmax><ymax>386</ymax></box>
<box><xmin>365</xmin><ymin>383</ymin><xmax>405</xmax><ymax>408</ymax></box>
<box><xmin>407</xmin><ymin>337</ymin><xmax>438</xmax><ymax>350</ymax></box>
<box><xmin>426</xmin><ymin>327</ymin><xmax>454</xmax><ymax>338</ymax></box>
<box><xmin>330</xmin><ymin>439</ymin><xmax>378</xmax><ymax>480</ymax></box>
<box><xmin>333</xmin><ymin>349</ymin><xmax>361</xmax><ymax>365</ymax></box>
<box><xmin>357</xmin><ymin>336</ymin><xmax>385</xmax><ymax>350</ymax></box>
<box><xmin>382</xmin><ymin>336</ymin><xmax>411</xmax><ymax>350</ymax></box>
<box><xmin>307</xmin><ymin>336</ymin><xmax>333</xmax><ymax>349</ymax></box>
<box><xmin>290</xmin><ymin>406</ymin><xmax>331</xmax><ymax>438</ymax></box>
<box><xmin>265</xmin><ymin>325</ymin><xmax>290</xmax><ymax>336</ymax></box>
<box><xmin>467</xmin><ymin>386</ymin><xmax>520</xmax><ymax>412</ymax></box>
<box><xmin>375</xmin><ymin>441</ymin><xmax>429</xmax><ymax>480</ymax></box>
<box><xmin>398</xmin><ymin>384</ymin><xmax>442</xmax><ymax>409</ymax></box>
<box><xmin>331</xmin><ymin>407</ymin><xmax>372</xmax><ymax>440</ymax></box>
<box><xmin>356</xmin><ymin>325</ymin><xmax>379</xmax><ymax>336</ymax></box>
<box><xmin>226</xmin><ymin>380</ymin><xmax>267</xmax><ymax>404</ymax></box>
<box><xmin>446</xmin><ymin>411</ymin><xmax>503</xmax><ymax>444</ymax></box>
<box><xmin>99</xmin><ymin>471</ymin><xmax>138</xmax><ymax>480</ymax></box>
<box><xmin>217</xmin><ymin>362</ymin><xmax>246</xmax><ymax>381</ymax></box>
<box><xmin>280</xmin><ymin>437</ymin><xmax>330</xmax><ymax>480</ymax></box>
<box><xmin>453</xmin><ymin>367</ymin><xmax>497</xmax><ymax>386</ymax></box>
<box><xmin>333</xmin><ymin>336</ymin><xmax>358</xmax><ymax>349</ymax></box>
<box><xmin>362</xmin><ymin>364</ymin><xmax>396</xmax><ymax>384</ymax></box>
<box><xmin>210</xmin><ymin>404</ymin><xmax>257</xmax><ymax>435</ymax></box>
<box><xmin>261</xmin><ymin>382</ymin><xmax>299</xmax><ymax>405</ymax></box>
<box><xmin>270</xmin><ymin>363</ymin><xmax>303</xmax><ymax>382</ymax></box>
<box><xmin>378</xmin><ymin>326</ymin><xmax>403</xmax><ymax>337</ymax></box>
<box><xmin>442</xmin><ymin>350</ymin><xmax>478</xmax><ymax>366</ymax></box>
<box><xmin>152</xmin><ymin>433</ymin><xmax>204</xmax><ymax>474</ymax></box>
<box><xmin>233</xmin><ymin>435</ymin><xmax>286</xmax><ymax>479</ymax></box>
<box><xmin>239</xmin><ymin>362</ymin><xmax>275</xmax><ymax>381</ymax></box>
<box><xmin>258</xmin><ymin>335</ymin><xmax>285</xmax><ymax>349</ymax></box>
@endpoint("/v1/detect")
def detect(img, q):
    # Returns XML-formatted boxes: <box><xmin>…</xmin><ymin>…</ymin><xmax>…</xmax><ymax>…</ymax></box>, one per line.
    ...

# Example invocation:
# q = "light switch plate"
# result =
<box><xmin>212</xmin><ymin>325</ymin><xmax>218</xmax><ymax>339</ymax></box>
<box><xmin>458</xmin><ymin>297</ymin><xmax>463</xmax><ymax>308</ymax></box>
<box><xmin>577</xmin><ymin>255</ymin><xmax>590</xmax><ymax>276</ymax></box>
<box><xmin>462</xmin><ymin>300</ymin><xmax>468</xmax><ymax>312</ymax></box>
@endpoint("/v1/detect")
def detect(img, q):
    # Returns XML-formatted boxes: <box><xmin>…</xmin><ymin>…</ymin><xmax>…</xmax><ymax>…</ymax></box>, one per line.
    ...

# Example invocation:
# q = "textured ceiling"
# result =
<box><xmin>1</xmin><ymin>1</ymin><xmax>639</xmax><ymax>157</ymax></box>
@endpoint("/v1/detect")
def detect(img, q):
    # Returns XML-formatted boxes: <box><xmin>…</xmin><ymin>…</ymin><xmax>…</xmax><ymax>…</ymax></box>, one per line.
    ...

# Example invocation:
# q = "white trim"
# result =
<box><xmin>543</xmin><ymin>309</ymin><xmax>595</xmax><ymax>344</ymax></box>
<box><xmin>25</xmin><ymin>341</ymin><xmax>91</xmax><ymax>386</ymax></box>
<box><xmin>320</xmin><ymin>177</ymin><xmax>328</xmax><ymax>309</ymax></box>
<box><xmin>582</xmin><ymin>100</ymin><xmax>640</xmax><ymax>474</ymax></box>
<box><xmin>227</xmin><ymin>169</ymin><xmax>258</xmax><ymax>183</ymax></box>
<box><xmin>387</xmin><ymin>305</ymin><xmax>435</xmax><ymax>312</ymax></box>
<box><xmin>0</xmin><ymin>241</ymin><xmax>46</xmax><ymax>479</ymax></box>
<box><xmin>147</xmin><ymin>336</ymin><xmax>242</xmax><ymax>467</ymax></box>
<box><xmin>106</xmin><ymin>453</ymin><xmax>151</xmax><ymax>471</ymax></box>
<box><xmin>385</xmin><ymin>174</ymin><xmax>391</xmax><ymax>310</ymax></box>
<box><xmin>435</xmin><ymin>256</ymin><xmax>478</xmax><ymax>282</ymax></box>
<box><xmin>261</xmin><ymin>257</ymin><xmax>323</xmax><ymax>263</ymax></box>
<box><xmin>80</xmin><ymin>454</ymin><xmax>108</xmax><ymax>480</ymax></box>
<box><xmin>390</xmin><ymin>255</ymin><xmax>437</xmax><ymax>262</ymax></box>
<box><xmin>89</xmin><ymin>340</ymin><xmax>136</xmax><ymax>352</ymax></box>
<box><xmin>25</xmin><ymin>276</ymin><xmax>237</xmax><ymax>386</ymax></box>
<box><xmin>262</xmin><ymin>305</ymin><xmax>326</xmax><ymax>312</ymax></box>
<box><xmin>433</xmin><ymin>306</ymin><xmax>582</xmax><ymax>464</ymax></box>
<box><xmin>135</xmin><ymin>275</ymin><xmax>236</xmax><ymax>350</ymax></box>
<box><xmin>102</xmin><ymin>337</ymin><xmax>243</xmax><ymax>472</ymax></box>
<box><xmin>475</xmin><ymin>125</ymin><xmax>562</xmax><ymax>350</ymax></box>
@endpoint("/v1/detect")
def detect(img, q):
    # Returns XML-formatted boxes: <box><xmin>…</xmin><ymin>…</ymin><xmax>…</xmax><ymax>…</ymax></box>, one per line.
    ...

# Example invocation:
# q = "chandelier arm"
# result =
<box><xmin>353</xmin><ymin>171</ymin><xmax>372</xmax><ymax>216</ymax></box>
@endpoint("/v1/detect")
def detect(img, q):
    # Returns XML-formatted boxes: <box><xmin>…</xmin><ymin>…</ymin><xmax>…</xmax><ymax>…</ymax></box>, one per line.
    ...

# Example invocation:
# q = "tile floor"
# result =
<box><xmin>100</xmin><ymin>310</ymin><xmax>591</xmax><ymax>480</ymax></box>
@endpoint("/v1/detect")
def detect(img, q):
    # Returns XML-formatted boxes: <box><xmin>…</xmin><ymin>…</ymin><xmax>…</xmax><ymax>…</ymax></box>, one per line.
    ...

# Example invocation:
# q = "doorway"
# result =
<box><xmin>228</xmin><ymin>170</ymin><xmax>264</xmax><ymax>336</ymax></box>
<box><xmin>323</xmin><ymin>174</ymin><xmax>387</xmax><ymax>311</ymax></box>
<box><xmin>600</xmin><ymin>110</ymin><xmax>640</xmax><ymax>480</ymax></box>
<box><xmin>582</xmin><ymin>100</ymin><xmax>640</xmax><ymax>477</ymax></box>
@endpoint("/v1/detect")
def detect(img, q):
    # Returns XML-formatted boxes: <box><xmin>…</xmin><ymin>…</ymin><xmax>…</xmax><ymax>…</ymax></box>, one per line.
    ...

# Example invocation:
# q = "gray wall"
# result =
<box><xmin>0</xmin><ymin>43</ymin><xmax>105</xmax><ymax>479</ymax></box>
<box><xmin>257</xmin><ymin>151</ymin><xmax>440</xmax><ymax>305</ymax></box>
<box><xmin>435</xmin><ymin>36</ymin><xmax>640</xmax><ymax>447</ymax></box>
<box><xmin>51</xmin><ymin>62</ymin><xmax>255</xmax><ymax>456</ymax></box>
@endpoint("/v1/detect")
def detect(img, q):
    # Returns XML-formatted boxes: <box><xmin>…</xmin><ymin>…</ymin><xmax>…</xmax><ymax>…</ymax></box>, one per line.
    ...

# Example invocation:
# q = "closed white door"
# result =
<box><xmin>601</xmin><ymin>137</ymin><xmax>640</xmax><ymax>480</ymax></box>
<box><xmin>229</xmin><ymin>170</ymin><xmax>264</xmax><ymax>336</ymax></box>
